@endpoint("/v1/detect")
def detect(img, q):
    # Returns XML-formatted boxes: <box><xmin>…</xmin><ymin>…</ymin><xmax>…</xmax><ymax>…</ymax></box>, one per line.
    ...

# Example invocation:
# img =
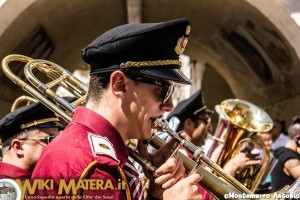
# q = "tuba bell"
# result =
<box><xmin>207</xmin><ymin>99</ymin><xmax>273</xmax><ymax>192</ymax></box>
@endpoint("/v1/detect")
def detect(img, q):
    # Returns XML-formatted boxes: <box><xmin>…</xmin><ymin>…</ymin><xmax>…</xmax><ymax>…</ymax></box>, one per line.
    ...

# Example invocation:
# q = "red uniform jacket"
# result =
<box><xmin>0</xmin><ymin>162</ymin><xmax>31</xmax><ymax>179</ymax></box>
<box><xmin>31</xmin><ymin>106</ymin><xmax>141</xmax><ymax>199</ymax></box>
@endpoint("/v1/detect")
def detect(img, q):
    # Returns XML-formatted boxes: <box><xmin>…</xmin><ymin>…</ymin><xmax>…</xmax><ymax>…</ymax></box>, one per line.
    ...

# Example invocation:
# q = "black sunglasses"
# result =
<box><xmin>19</xmin><ymin>135</ymin><xmax>56</xmax><ymax>144</ymax></box>
<box><xmin>124</xmin><ymin>72</ymin><xmax>174</xmax><ymax>104</ymax></box>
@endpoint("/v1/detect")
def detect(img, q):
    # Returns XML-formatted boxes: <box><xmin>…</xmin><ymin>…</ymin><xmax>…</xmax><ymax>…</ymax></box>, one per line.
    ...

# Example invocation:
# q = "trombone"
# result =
<box><xmin>10</xmin><ymin>95</ymin><xmax>38</xmax><ymax>111</ymax></box>
<box><xmin>2</xmin><ymin>54</ymin><xmax>300</xmax><ymax>200</ymax></box>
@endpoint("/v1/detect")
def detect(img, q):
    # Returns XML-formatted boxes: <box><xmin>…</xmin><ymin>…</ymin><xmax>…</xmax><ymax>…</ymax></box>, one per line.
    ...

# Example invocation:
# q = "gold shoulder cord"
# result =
<box><xmin>117</xmin><ymin>166</ymin><xmax>132</xmax><ymax>200</ymax></box>
<box><xmin>79</xmin><ymin>161</ymin><xmax>132</xmax><ymax>200</ymax></box>
<box><xmin>80</xmin><ymin>160</ymin><xmax>97</xmax><ymax>179</ymax></box>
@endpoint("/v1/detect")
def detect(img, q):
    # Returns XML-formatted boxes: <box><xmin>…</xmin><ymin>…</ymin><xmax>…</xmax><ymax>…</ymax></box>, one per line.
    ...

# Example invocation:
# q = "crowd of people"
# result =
<box><xmin>0</xmin><ymin>18</ymin><xmax>299</xmax><ymax>200</ymax></box>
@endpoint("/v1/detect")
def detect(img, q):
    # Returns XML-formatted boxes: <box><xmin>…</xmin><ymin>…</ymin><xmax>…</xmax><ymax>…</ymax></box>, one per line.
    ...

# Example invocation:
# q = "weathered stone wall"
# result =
<box><xmin>264</xmin><ymin>94</ymin><xmax>300</xmax><ymax>126</ymax></box>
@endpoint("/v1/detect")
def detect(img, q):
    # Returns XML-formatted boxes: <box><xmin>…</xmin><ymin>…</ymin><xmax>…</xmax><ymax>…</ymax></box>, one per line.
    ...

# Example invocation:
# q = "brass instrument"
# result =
<box><xmin>2</xmin><ymin>54</ymin><xmax>300</xmax><ymax>200</ymax></box>
<box><xmin>207</xmin><ymin>99</ymin><xmax>273</xmax><ymax>192</ymax></box>
<box><xmin>2</xmin><ymin>54</ymin><xmax>86</xmax><ymax>122</ymax></box>
<box><xmin>11</xmin><ymin>95</ymin><xmax>38</xmax><ymax>111</ymax></box>
<box><xmin>152</xmin><ymin>118</ymin><xmax>254</xmax><ymax>193</ymax></box>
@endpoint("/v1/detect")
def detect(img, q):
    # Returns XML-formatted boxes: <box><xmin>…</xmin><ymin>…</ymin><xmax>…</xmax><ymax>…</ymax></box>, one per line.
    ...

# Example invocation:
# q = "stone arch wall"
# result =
<box><xmin>0</xmin><ymin>0</ymin><xmax>299</xmax><ymax>124</ymax></box>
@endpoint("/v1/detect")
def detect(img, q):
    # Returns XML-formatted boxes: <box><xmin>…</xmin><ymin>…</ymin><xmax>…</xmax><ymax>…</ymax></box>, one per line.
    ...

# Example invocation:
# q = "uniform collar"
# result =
<box><xmin>72</xmin><ymin>106</ymin><xmax>128</xmax><ymax>166</ymax></box>
<box><xmin>0</xmin><ymin>162</ymin><xmax>31</xmax><ymax>179</ymax></box>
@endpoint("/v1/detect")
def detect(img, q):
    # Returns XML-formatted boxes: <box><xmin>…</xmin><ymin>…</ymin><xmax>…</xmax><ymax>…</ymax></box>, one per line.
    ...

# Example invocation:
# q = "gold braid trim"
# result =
<box><xmin>117</xmin><ymin>166</ymin><xmax>132</xmax><ymax>200</ymax></box>
<box><xmin>80</xmin><ymin>160</ymin><xmax>97</xmax><ymax>179</ymax></box>
<box><xmin>121</xmin><ymin>60</ymin><xmax>181</xmax><ymax>68</ymax></box>
<box><xmin>194</xmin><ymin>106</ymin><xmax>207</xmax><ymax>115</ymax></box>
<box><xmin>20</xmin><ymin>117</ymin><xmax>60</xmax><ymax>129</ymax></box>
<box><xmin>77</xmin><ymin>161</ymin><xmax>98</xmax><ymax>199</ymax></box>
<box><xmin>79</xmin><ymin>161</ymin><xmax>132</xmax><ymax>200</ymax></box>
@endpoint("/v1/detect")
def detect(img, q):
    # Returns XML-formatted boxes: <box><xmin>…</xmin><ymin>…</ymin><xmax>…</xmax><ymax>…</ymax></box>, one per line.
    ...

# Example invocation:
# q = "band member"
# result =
<box><xmin>155</xmin><ymin>90</ymin><xmax>213</xmax><ymax>159</ymax></box>
<box><xmin>255</xmin><ymin>130</ymin><xmax>274</xmax><ymax>194</ymax></box>
<box><xmin>166</xmin><ymin>89</ymin><xmax>213</xmax><ymax>148</ymax></box>
<box><xmin>0</xmin><ymin>102</ymin><xmax>63</xmax><ymax>179</ymax></box>
<box><xmin>154</xmin><ymin>90</ymin><xmax>213</xmax><ymax>200</ymax></box>
<box><xmin>159</xmin><ymin>92</ymin><xmax>262</xmax><ymax>198</ymax></box>
<box><xmin>31</xmin><ymin>19</ymin><xmax>202</xmax><ymax>199</ymax></box>
<box><xmin>271</xmin><ymin>119</ymin><xmax>288</xmax><ymax>151</ymax></box>
<box><xmin>271</xmin><ymin>116</ymin><xmax>300</xmax><ymax>192</ymax></box>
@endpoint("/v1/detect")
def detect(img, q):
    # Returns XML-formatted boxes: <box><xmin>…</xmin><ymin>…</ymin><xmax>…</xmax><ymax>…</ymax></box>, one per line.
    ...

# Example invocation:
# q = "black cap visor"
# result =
<box><xmin>38</xmin><ymin>121</ymin><xmax>64</xmax><ymax>131</ymax></box>
<box><xmin>138</xmin><ymin>68</ymin><xmax>191</xmax><ymax>85</ymax></box>
<box><xmin>202</xmin><ymin>108</ymin><xmax>214</xmax><ymax>115</ymax></box>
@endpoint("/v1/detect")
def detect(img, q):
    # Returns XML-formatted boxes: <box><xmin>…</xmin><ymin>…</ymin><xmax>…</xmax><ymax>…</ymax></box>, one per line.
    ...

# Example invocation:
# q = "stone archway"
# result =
<box><xmin>0</xmin><ymin>0</ymin><xmax>299</xmax><ymax>124</ymax></box>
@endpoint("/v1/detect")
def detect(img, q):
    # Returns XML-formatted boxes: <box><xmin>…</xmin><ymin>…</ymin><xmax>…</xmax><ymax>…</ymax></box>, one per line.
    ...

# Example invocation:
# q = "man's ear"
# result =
<box><xmin>183</xmin><ymin>118</ymin><xmax>195</xmax><ymax>133</ymax></box>
<box><xmin>11</xmin><ymin>139</ymin><xmax>25</xmax><ymax>157</ymax></box>
<box><xmin>110</xmin><ymin>71</ymin><xmax>127</xmax><ymax>98</ymax></box>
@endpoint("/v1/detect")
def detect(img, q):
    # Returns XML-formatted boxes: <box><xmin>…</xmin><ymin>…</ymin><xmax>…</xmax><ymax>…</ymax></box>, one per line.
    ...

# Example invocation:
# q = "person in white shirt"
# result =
<box><xmin>271</xmin><ymin>119</ymin><xmax>288</xmax><ymax>151</ymax></box>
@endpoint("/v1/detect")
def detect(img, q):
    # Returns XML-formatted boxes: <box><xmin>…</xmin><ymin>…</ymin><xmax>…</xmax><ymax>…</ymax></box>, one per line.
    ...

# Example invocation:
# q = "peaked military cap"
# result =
<box><xmin>81</xmin><ymin>18</ymin><xmax>191</xmax><ymax>84</ymax></box>
<box><xmin>0</xmin><ymin>102</ymin><xmax>63</xmax><ymax>142</ymax></box>
<box><xmin>167</xmin><ymin>90</ymin><xmax>213</xmax><ymax>121</ymax></box>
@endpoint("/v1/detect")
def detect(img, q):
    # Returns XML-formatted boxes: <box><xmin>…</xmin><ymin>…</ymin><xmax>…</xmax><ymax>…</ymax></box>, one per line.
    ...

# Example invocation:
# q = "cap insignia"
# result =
<box><xmin>175</xmin><ymin>37</ymin><xmax>188</xmax><ymax>55</ymax></box>
<box><xmin>185</xmin><ymin>25</ymin><xmax>191</xmax><ymax>35</ymax></box>
<box><xmin>174</xmin><ymin>25</ymin><xmax>190</xmax><ymax>55</ymax></box>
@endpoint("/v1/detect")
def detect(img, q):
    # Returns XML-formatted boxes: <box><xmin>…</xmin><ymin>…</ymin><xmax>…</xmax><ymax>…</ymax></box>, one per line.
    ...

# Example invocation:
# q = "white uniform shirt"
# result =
<box><xmin>272</xmin><ymin>133</ymin><xmax>289</xmax><ymax>150</ymax></box>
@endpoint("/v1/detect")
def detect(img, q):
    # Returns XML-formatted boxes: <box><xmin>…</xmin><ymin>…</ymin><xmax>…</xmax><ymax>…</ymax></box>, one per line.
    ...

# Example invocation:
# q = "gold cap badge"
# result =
<box><xmin>175</xmin><ymin>25</ymin><xmax>190</xmax><ymax>55</ymax></box>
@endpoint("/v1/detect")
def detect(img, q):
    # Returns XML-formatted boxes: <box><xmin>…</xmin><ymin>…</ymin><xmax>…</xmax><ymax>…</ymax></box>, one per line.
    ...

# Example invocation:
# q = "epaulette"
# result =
<box><xmin>87</xmin><ymin>132</ymin><xmax>119</xmax><ymax>163</ymax></box>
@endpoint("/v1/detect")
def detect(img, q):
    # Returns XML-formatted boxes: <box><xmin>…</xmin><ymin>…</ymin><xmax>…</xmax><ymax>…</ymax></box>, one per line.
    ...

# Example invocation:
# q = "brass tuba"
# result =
<box><xmin>2</xmin><ymin>54</ymin><xmax>300</xmax><ymax>199</ymax></box>
<box><xmin>207</xmin><ymin>99</ymin><xmax>273</xmax><ymax>192</ymax></box>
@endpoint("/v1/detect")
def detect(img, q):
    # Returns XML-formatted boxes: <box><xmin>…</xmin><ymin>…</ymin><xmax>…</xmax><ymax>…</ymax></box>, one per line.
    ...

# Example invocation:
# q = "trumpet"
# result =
<box><xmin>2</xmin><ymin>54</ymin><xmax>300</xmax><ymax>200</ymax></box>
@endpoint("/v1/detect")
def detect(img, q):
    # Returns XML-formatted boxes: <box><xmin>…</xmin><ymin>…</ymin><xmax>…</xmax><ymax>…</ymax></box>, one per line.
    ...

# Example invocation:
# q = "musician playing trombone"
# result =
<box><xmin>31</xmin><ymin>19</ymin><xmax>202</xmax><ymax>200</ymax></box>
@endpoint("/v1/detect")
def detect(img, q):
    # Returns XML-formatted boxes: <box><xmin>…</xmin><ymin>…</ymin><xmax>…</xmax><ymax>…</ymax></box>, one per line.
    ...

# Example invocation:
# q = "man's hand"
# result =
<box><xmin>137</xmin><ymin>137</ymin><xmax>185</xmax><ymax>198</ymax></box>
<box><xmin>223</xmin><ymin>152</ymin><xmax>261</xmax><ymax>177</ymax></box>
<box><xmin>163</xmin><ymin>173</ymin><xmax>203</xmax><ymax>200</ymax></box>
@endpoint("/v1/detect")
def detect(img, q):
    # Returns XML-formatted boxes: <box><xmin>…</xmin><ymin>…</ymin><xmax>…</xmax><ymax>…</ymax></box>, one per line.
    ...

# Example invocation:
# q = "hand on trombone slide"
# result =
<box><xmin>136</xmin><ymin>134</ymin><xmax>203</xmax><ymax>199</ymax></box>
